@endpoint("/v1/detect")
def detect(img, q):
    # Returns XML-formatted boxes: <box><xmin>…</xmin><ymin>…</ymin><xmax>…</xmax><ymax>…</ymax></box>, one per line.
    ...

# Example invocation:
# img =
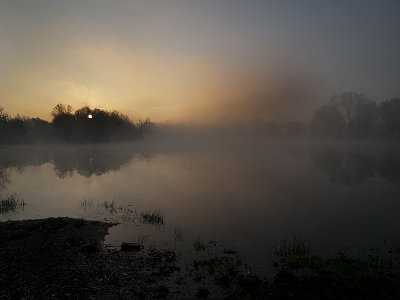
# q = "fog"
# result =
<box><xmin>2</xmin><ymin>1</ymin><xmax>400</xmax><ymax>297</ymax></box>
<box><xmin>1</xmin><ymin>1</ymin><xmax>400</xmax><ymax>124</ymax></box>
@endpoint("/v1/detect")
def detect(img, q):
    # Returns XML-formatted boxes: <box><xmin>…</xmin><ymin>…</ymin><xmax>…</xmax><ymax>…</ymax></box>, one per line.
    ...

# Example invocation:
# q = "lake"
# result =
<box><xmin>1</xmin><ymin>138</ymin><xmax>400</xmax><ymax>273</ymax></box>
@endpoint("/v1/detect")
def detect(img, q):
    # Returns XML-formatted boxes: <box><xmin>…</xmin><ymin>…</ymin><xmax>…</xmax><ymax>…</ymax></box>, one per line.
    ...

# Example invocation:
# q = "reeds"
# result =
<box><xmin>194</xmin><ymin>236</ymin><xmax>206</xmax><ymax>251</ymax></box>
<box><xmin>0</xmin><ymin>193</ymin><xmax>25</xmax><ymax>215</ymax></box>
<box><xmin>274</xmin><ymin>235</ymin><xmax>311</xmax><ymax>258</ymax></box>
<box><xmin>174</xmin><ymin>226</ymin><xmax>183</xmax><ymax>242</ymax></box>
<box><xmin>140</xmin><ymin>210</ymin><xmax>165</xmax><ymax>225</ymax></box>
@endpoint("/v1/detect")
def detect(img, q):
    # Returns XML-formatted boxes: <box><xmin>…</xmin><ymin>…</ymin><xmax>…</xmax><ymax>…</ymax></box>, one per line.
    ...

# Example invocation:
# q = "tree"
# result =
<box><xmin>378</xmin><ymin>98</ymin><xmax>400</xmax><ymax>138</ymax></box>
<box><xmin>51</xmin><ymin>104</ymin><xmax>73</xmax><ymax>119</ymax></box>
<box><xmin>329</xmin><ymin>92</ymin><xmax>377</xmax><ymax>137</ymax></box>
<box><xmin>51</xmin><ymin>104</ymin><xmax>75</xmax><ymax>141</ymax></box>
<box><xmin>0</xmin><ymin>106</ymin><xmax>9</xmax><ymax>121</ymax></box>
<box><xmin>74</xmin><ymin>106</ymin><xmax>91</xmax><ymax>120</ymax></box>
<box><xmin>137</xmin><ymin>118</ymin><xmax>154</xmax><ymax>133</ymax></box>
<box><xmin>311</xmin><ymin>92</ymin><xmax>378</xmax><ymax>138</ymax></box>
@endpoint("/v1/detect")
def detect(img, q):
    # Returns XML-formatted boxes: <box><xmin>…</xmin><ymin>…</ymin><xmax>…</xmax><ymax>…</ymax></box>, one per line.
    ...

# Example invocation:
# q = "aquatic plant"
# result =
<box><xmin>194</xmin><ymin>236</ymin><xmax>206</xmax><ymax>251</ymax></box>
<box><xmin>274</xmin><ymin>235</ymin><xmax>311</xmax><ymax>258</ymax></box>
<box><xmin>140</xmin><ymin>210</ymin><xmax>165</xmax><ymax>225</ymax></box>
<box><xmin>0</xmin><ymin>193</ymin><xmax>25</xmax><ymax>215</ymax></box>
<box><xmin>80</xmin><ymin>198</ymin><xmax>94</xmax><ymax>211</ymax></box>
<box><xmin>99</xmin><ymin>199</ymin><xmax>117</xmax><ymax>214</ymax></box>
<box><xmin>173</xmin><ymin>225</ymin><xmax>183</xmax><ymax>242</ymax></box>
<box><xmin>193</xmin><ymin>254</ymin><xmax>242</xmax><ymax>287</ymax></box>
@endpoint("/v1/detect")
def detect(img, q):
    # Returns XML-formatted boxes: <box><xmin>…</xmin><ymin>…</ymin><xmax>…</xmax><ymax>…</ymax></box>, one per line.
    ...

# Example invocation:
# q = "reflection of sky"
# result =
<box><xmin>2</xmin><ymin>141</ymin><xmax>400</xmax><ymax>269</ymax></box>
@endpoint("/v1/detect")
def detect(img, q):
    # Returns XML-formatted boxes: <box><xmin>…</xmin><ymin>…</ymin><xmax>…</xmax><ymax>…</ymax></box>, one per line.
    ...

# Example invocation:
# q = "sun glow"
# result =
<box><xmin>88</xmin><ymin>114</ymin><xmax>93</xmax><ymax>119</ymax></box>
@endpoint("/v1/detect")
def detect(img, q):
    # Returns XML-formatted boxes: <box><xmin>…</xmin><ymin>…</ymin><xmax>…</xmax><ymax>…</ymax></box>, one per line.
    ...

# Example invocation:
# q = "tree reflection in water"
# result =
<box><xmin>311</xmin><ymin>143</ymin><xmax>400</xmax><ymax>185</ymax></box>
<box><xmin>0</xmin><ymin>144</ymin><xmax>152</xmax><ymax>188</ymax></box>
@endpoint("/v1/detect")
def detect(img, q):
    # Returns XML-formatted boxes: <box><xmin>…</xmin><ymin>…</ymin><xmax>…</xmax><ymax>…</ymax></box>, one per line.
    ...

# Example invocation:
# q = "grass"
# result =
<box><xmin>80</xmin><ymin>198</ymin><xmax>94</xmax><ymax>211</ymax></box>
<box><xmin>140</xmin><ymin>210</ymin><xmax>165</xmax><ymax>226</ymax></box>
<box><xmin>193</xmin><ymin>255</ymin><xmax>242</xmax><ymax>287</ymax></box>
<box><xmin>99</xmin><ymin>199</ymin><xmax>117</xmax><ymax>214</ymax></box>
<box><xmin>232</xmin><ymin>237</ymin><xmax>400</xmax><ymax>299</ymax></box>
<box><xmin>273</xmin><ymin>235</ymin><xmax>311</xmax><ymax>258</ymax></box>
<box><xmin>174</xmin><ymin>225</ymin><xmax>183</xmax><ymax>242</ymax></box>
<box><xmin>194</xmin><ymin>236</ymin><xmax>206</xmax><ymax>251</ymax></box>
<box><xmin>269</xmin><ymin>252</ymin><xmax>400</xmax><ymax>299</ymax></box>
<box><xmin>0</xmin><ymin>193</ymin><xmax>25</xmax><ymax>215</ymax></box>
<box><xmin>80</xmin><ymin>198</ymin><xmax>167</xmax><ymax>227</ymax></box>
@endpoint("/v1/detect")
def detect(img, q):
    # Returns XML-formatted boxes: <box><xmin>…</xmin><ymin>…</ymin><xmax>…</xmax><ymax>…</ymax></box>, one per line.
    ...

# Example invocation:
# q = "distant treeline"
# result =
<box><xmin>311</xmin><ymin>143</ymin><xmax>400</xmax><ymax>186</ymax></box>
<box><xmin>0</xmin><ymin>104</ymin><xmax>153</xmax><ymax>144</ymax></box>
<box><xmin>1</xmin><ymin>92</ymin><xmax>400</xmax><ymax>143</ymax></box>
<box><xmin>246</xmin><ymin>92</ymin><xmax>400</xmax><ymax>139</ymax></box>
<box><xmin>310</xmin><ymin>92</ymin><xmax>400</xmax><ymax>139</ymax></box>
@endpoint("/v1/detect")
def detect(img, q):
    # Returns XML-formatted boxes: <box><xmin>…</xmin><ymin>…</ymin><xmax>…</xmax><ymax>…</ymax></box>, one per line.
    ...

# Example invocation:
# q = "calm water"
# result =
<box><xmin>1</xmin><ymin>138</ymin><xmax>400</xmax><ymax>270</ymax></box>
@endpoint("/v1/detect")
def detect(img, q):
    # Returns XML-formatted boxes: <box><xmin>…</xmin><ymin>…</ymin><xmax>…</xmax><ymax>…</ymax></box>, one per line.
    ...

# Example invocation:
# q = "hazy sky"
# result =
<box><xmin>1</xmin><ymin>0</ymin><xmax>399</xmax><ymax>123</ymax></box>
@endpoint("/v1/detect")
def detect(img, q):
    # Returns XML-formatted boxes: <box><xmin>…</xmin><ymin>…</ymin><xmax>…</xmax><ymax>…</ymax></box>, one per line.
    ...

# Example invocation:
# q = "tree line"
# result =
<box><xmin>0</xmin><ymin>104</ymin><xmax>153</xmax><ymax>144</ymax></box>
<box><xmin>1</xmin><ymin>93</ymin><xmax>400</xmax><ymax>143</ymax></box>
<box><xmin>311</xmin><ymin>92</ymin><xmax>400</xmax><ymax>139</ymax></box>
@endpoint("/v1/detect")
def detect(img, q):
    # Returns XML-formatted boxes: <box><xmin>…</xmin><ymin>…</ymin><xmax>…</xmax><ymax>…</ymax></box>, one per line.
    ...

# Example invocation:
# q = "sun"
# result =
<box><xmin>88</xmin><ymin>114</ymin><xmax>93</xmax><ymax>119</ymax></box>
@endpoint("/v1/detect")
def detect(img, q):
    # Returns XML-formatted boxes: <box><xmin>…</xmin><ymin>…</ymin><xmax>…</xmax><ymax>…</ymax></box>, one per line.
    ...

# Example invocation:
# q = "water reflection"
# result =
<box><xmin>1</xmin><ymin>140</ymin><xmax>400</xmax><ymax>271</ymax></box>
<box><xmin>52</xmin><ymin>146</ymin><xmax>142</xmax><ymax>178</ymax></box>
<box><xmin>0</xmin><ymin>144</ymin><xmax>151</xmax><ymax>186</ymax></box>
<box><xmin>0</xmin><ymin>168</ymin><xmax>10</xmax><ymax>191</ymax></box>
<box><xmin>0</xmin><ymin>193</ymin><xmax>25</xmax><ymax>215</ymax></box>
<box><xmin>81</xmin><ymin>198</ymin><xmax>165</xmax><ymax>228</ymax></box>
<box><xmin>311</xmin><ymin>143</ymin><xmax>400</xmax><ymax>185</ymax></box>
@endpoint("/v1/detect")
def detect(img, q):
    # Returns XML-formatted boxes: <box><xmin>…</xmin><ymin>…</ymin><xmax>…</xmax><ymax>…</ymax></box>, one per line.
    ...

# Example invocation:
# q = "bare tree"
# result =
<box><xmin>0</xmin><ymin>106</ymin><xmax>9</xmax><ymax>121</ymax></box>
<box><xmin>329</xmin><ymin>92</ymin><xmax>377</xmax><ymax>137</ymax></box>
<box><xmin>51</xmin><ymin>104</ymin><xmax>73</xmax><ymax>119</ymax></box>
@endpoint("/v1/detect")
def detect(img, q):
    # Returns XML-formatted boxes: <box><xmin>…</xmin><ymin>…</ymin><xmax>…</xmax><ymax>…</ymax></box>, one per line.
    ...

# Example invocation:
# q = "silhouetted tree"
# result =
<box><xmin>51</xmin><ymin>104</ymin><xmax>75</xmax><ymax>141</ymax></box>
<box><xmin>0</xmin><ymin>106</ymin><xmax>8</xmax><ymax>121</ymax></box>
<box><xmin>137</xmin><ymin>118</ymin><xmax>154</xmax><ymax>133</ymax></box>
<box><xmin>329</xmin><ymin>92</ymin><xmax>377</xmax><ymax>137</ymax></box>
<box><xmin>51</xmin><ymin>104</ymin><xmax>73</xmax><ymax>118</ymax></box>
<box><xmin>0</xmin><ymin>105</ymin><xmax>154</xmax><ymax>144</ymax></box>
<box><xmin>378</xmin><ymin>98</ymin><xmax>400</xmax><ymax>138</ymax></box>
<box><xmin>49</xmin><ymin>104</ymin><xmax>152</xmax><ymax>143</ymax></box>
<box><xmin>311</xmin><ymin>92</ymin><xmax>377</xmax><ymax>138</ymax></box>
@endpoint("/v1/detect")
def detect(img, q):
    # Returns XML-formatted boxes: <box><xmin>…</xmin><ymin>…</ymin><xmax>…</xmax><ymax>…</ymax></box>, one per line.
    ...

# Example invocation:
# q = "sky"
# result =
<box><xmin>0</xmin><ymin>0</ymin><xmax>399</xmax><ymax>124</ymax></box>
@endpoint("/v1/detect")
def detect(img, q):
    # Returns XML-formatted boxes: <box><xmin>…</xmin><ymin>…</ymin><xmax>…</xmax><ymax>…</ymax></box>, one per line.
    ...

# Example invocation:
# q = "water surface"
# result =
<box><xmin>1</xmin><ymin>139</ymin><xmax>400</xmax><ymax>271</ymax></box>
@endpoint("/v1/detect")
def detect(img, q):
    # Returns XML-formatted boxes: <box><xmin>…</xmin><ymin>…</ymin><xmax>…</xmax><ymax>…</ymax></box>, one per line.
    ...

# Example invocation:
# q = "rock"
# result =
<box><xmin>120</xmin><ymin>242</ymin><xmax>142</xmax><ymax>251</ymax></box>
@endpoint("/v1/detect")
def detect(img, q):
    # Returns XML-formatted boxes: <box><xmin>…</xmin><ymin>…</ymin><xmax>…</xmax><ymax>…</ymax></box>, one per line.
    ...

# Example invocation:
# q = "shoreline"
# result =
<box><xmin>0</xmin><ymin>218</ymin><xmax>251</xmax><ymax>299</ymax></box>
<box><xmin>2</xmin><ymin>217</ymin><xmax>400</xmax><ymax>299</ymax></box>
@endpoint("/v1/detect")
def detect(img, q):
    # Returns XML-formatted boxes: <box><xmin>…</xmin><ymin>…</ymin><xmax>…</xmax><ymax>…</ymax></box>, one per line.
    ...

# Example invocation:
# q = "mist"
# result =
<box><xmin>2</xmin><ymin>1</ymin><xmax>400</xmax><ymax>298</ymax></box>
<box><xmin>1</xmin><ymin>1</ymin><xmax>400</xmax><ymax>125</ymax></box>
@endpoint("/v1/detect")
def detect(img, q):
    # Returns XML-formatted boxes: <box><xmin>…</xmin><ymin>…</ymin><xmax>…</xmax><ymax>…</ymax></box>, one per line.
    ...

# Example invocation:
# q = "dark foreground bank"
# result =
<box><xmin>1</xmin><ymin>218</ymin><xmax>400</xmax><ymax>299</ymax></box>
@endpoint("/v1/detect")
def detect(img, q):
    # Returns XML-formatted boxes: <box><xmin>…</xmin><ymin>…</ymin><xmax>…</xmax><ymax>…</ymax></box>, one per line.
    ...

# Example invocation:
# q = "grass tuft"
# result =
<box><xmin>194</xmin><ymin>236</ymin><xmax>206</xmax><ymax>251</ymax></box>
<box><xmin>141</xmin><ymin>210</ymin><xmax>165</xmax><ymax>225</ymax></box>
<box><xmin>0</xmin><ymin>193</ymin><xmax>25</xmax><ymax>215</ymax></box>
